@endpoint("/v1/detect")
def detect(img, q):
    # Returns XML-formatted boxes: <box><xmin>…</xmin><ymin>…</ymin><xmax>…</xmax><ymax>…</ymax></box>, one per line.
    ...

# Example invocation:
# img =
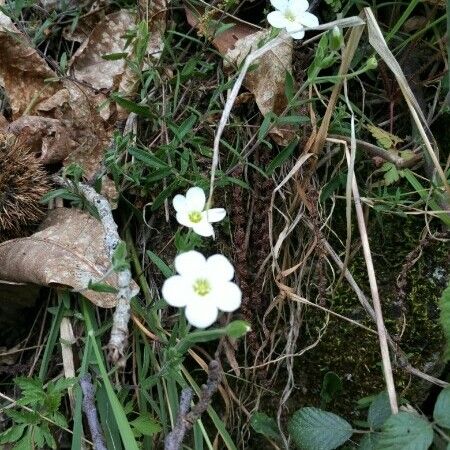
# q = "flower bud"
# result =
<box><xmin>329</xmin><ymin>26</ymin><xmax>343</xmax><ymax>51</ymax></box>
<box><xmin>365</xmin><ymin>56</ymin><xmax>378</xmax><ymax>70</ymax></box>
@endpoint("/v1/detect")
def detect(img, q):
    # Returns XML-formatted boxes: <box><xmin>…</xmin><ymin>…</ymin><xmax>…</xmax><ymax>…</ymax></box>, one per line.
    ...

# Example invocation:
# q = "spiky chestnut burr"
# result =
<box><xmin>0</xmin><ymin>134</ymin><xmax>50</xmax><ymax>242</ymax></box>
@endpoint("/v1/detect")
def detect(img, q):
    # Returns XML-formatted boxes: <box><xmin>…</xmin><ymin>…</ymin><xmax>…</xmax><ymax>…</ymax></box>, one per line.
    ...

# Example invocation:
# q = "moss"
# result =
<box><xmin>288</xmin><ymin>217</ymin><xmax>448</xmax><ymax>419</ymax></box>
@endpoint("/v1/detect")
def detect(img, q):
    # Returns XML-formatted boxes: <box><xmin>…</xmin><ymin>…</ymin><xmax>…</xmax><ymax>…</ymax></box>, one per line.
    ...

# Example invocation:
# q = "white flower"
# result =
<box><xmin>173</xmin><ymin>187</ymin><xmax>226</xmax><ymax>237</ymax></box>
<box><xmin>162</xmin><ymin>250</ymin><xmax>242</xmax><ymax>328</ymax></box>
<box><xmin>267</xmin><ymin>0</ymin><xmax>319</xmax><ymax>40</ymax></box>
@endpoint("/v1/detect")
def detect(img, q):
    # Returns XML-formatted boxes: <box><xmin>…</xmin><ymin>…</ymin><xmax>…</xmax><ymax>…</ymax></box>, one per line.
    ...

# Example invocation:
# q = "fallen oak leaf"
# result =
<box><xmin>0</xmin><ymin>208</ymin><xmax>139</xmax><ymax>308</ymax></box>
<box><xmin>0</xmin><ymin>12</ymin><xmax>62</xmax><ymax>117</ymax></box>
<box><xmin>69</xmin><ymin>10</ymin><xmax>136</xmax><ymax>92</ymax></box>
<box><xmin>185</xmin><ymin>6</ymin><xmax>296</xmax><ymax>145</ymax></box>
<box><xmin>224</xmin><ymin>29</ymin><xmax>295</xmax><ymax>145</ymax></box>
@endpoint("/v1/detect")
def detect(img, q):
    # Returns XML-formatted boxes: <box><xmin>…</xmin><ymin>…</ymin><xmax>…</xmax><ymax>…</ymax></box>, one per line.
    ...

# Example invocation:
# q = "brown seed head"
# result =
<box><xmin>0</xmin><ymin>134</ymin><xmax>50</xmax><ymax>242</ymax></box>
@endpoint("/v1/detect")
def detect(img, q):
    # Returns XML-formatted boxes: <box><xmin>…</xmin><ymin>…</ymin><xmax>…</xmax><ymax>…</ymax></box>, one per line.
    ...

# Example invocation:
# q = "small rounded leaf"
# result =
<box><xmin>433</xmin><ymin>387</ymin><xmax>450</xmax><ymax>429</ymax></box>
<box><xmin>288</xmin><ymin>407</ymin><xmax>353</xmax><ymax>450</ymax></box>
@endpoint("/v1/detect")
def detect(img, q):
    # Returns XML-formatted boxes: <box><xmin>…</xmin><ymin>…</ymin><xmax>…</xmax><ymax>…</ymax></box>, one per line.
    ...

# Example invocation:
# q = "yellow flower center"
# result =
<box><xmin>284</xmin><ymin>10</ymin><xmax>296</xmax><ymax>22</ymax></box>
<box><xmin>193</xmin><ymin>278</ymin><xmax>211</xmax><ymax>296</ymax></box>
<box><xmin>188</xmin><ymin>211</ymin><xmax>202</xmax><ymax>223</ymax></box>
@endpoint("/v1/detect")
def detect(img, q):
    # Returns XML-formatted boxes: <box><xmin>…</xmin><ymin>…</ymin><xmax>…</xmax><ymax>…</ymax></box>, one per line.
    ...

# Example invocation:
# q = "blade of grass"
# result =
<box><xmin>39</xmin><ymin>290</ymin><xmax>67</xmax><ymax>380</ymax></box>
<box><xmin>82</xmin><ymin>299</ymin><xmax>139</xmax><ymax>450</ymax></box>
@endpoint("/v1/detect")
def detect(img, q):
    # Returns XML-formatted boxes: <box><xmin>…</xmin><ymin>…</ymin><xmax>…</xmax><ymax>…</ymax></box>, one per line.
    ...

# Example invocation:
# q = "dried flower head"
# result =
<box><xmin>0</xmin><ymin>134</ymin><xmax>50</xmax><ymax>241</ymax></box>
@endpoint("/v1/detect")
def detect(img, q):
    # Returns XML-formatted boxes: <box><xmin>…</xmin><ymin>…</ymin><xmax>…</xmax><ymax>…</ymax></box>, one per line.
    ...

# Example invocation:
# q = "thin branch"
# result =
<box><xmin>54</xmin><ymin>176</ymin><xmax>138</xmax><ymax>365</ymax></box>
<box><xmin>80</xmin><ymin>374</ymin><xmax>107</xmax><ymax>450</ymax></box>
<box><xmin>165</xmin><ymin>360</ymin><xmax>221</xmax><ymax>450</ymax></box>
<box><xmin>327</xmin><ymin>135</ymin><xmax>422</xmax><ymax>168</ymax></box>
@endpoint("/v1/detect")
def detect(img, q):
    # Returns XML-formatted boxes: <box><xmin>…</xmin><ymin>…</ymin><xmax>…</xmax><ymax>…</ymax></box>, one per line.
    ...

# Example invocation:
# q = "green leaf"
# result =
<box><xmin>382</xmin><ymin>162</ymin><xmax>400</xmax><ymax>186</ymax></box>
<box><xmin>250</xmin><ymin>412</ymin><xmax>280</xmax><ymax>442</ymax></box>
<box><xmin>87</xmin><ymin>280</ymin><xmax>118</xmax><ymax>294</ymax></box>
<box><xmin>266</xmin><ymin>139</ymin><xmax>298</xmax><ymax>175</ymax></box>
<box><xmin>0</xmin><ymin>425</ymin><xmax>27</xmax><ymax>444</ymax></box>
<box><xmin>110</xmin><ymin>93</ymin><xmax>153</xmax><ymax>118</ymax></box>
<box><xmin>33</xmin><ymin>425</ymin><xmax>45</xmax><ymax>447</ymax></box>
<box><xmin>433</xmin><ymin>387</ymin><xmax>450</xmax><ymax>429</ymax></box>
<box><xmin>378</xmin><ymin>411</ymin><xmax>433</xmax><ymax>450</ymax></box>
<box><xmin>147</xmin><ymin>250</ymin><xmax>173</xmax><ymax>278</ymax></box>
<box><xmin>128</xmin><ymin>146</ymin><xmax>169</xmax><ymax>169</ymax></box>
<box><xmin>368</xmin><ymin>391</ymin><xmax>391</xmax><ymax>430</ymax></box>
<box><xmin>359</xmin><ymin>432</ymin><xmax>379</xmax><ymax>450</ymax></box>
<box><xmin>440</xmin><ymin>282</ymin><xmax>450</xmax><ymax>360</ymax></box>
<box><xmin>320</xmin><ymin>372</ymin><xmax>342</xmax><ymax>406</ymax></box>
<box><xmin>130</xmin><ymin>415</ymin><xmax>162</xmax><ymax>436</ymax></box>
<box><xmin>112</xmin><ymin>241</ymin><xmax>129</xmax><ymax>272</ymax></box>
<box><xmin>13</xmin><ymin>430</ymin><xmax>33</xmax><ymax>450</ymax></box>
<box><xmin>102</xmin><ymin>52</ymin><xmax>128</xmax><ymax>60</ymax></box>
<box><xmin>288</xmin><ymin>407</ymin><xmax>353</xmax><ymax>450</ymax></box>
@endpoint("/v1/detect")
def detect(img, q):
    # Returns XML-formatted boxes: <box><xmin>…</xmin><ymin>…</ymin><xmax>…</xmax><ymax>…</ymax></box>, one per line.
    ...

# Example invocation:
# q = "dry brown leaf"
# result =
<box><xmin>0</xmin><ymin>12</ymin><xmax>62</xmax><ymax>117</ymax></box>
<box><xmin>0</xmin><ymin>208</ymin><xmax>139</xmax><ymax>308</ymax></box>
<box><xmin>185</xmin><ymin>7</ymin><xmax>295</xmax><ymax>145</ymax></box>
<box><xmin>7</xmin><ymin>116</ymin><xmax>78</xmax><ymax>163</ymax></box>
<box><xmin>69</xmin><ymin>10</ymin><xmax>136</xmax><ymax>92</ymax></box>
<box><xmin>224</xmin><ymin>30</ymin><xmax>295</xmax><ymax>145</ymax></box>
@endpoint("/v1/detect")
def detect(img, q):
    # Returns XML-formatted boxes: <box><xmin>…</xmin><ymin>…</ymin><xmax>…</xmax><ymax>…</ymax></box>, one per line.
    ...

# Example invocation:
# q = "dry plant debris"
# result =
<box><xmin>0</xmin><ymin>208</ymin><xmax>138</xmax><ymax>307</ymax></box>
<box><xmin>0</xmin><ymin>135</ymin><xmax>50</xmax><ymax>241</ymax></box>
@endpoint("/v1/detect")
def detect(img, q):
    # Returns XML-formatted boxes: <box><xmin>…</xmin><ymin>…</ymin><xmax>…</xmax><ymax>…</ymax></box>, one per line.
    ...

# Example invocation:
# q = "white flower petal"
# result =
<box><xmin>206</xmin><ymin>208</ymin><xmax>226</xmax><ymax>223</ymax></box>
<box><xmin>175</xmin><ymin>251</ymin><xmax>206</xmax><ymax>277</ymax></box>
<box><xmin>185</xmin><ymin>187</ymin><xmax>206</xmax><ymax>211</ymax></box>
<box><xmin>185</xmin><ymin>301</ymin><xmax>218</xmax><ymax>328</ymax></box>
<box><xmin>288</xmin><ymin>0</ymin><xmax>309</xmax><ymax>13</ymax></box>
<box><xmin>299</xmin><ymin>11</ymin><xmax>319</xmax><ymax>28</ymax></box>
<box><xmin>172</xmin><ymin>194</ymin><xmax>187</xmax><ymax>213</ymax></box>
<box><xmin>267</xmin><ymin>11</ymin><xmax>290</xmax><ymax>29</ymax></box>
<box><xmin>214</xmin><ymin>282</ymin><xmax>242</xmax><ymax>312</ymax></box>
<box><xmin>192</xmin><ymin>220</ymin><xmax>215</xmax><ymax>237</ymax></box>
<box><xmin>176</xmin><ymin>211</ymin><xmax>192</xmax><ymax>228</ymax></box>
<box><xmin>206</xmin><ymin>254</ymin><xmax>234</xmax><ymax>282</ymax></box>
<box><xmin>162</xmin><ymin>275</ymin><xmax>190</xmax><ymax>307</ymax></box>
<box><xmin>286</xmin><ymin>22</ymin><xmax>304</xmax><ymax>33</ymax></box>
<box><xmin>290</xmin><ymin>28</ymin><xmax>305</xmax><ymax>39</ymax></box>
<box><xmin>270</xmin><ymin>0</ymin><xmax>289</xmax><ymax>11</ymax></box>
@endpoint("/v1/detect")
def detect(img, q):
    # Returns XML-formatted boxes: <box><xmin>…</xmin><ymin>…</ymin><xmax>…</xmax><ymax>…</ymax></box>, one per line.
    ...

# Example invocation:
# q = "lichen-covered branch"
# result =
<box><xmin>165</xmin><ymin>360</ymin><xmax>221</xmax><ymax>450</ymax></box>
<box><xmin>80</xmin><ymin>374</ymin><xmax>107</xmax><ymax>450</ymax></box>
<box><xmin>54</xmin><ymin>176</ymin><xmax>137</xmax><ymax>364</ymax></box>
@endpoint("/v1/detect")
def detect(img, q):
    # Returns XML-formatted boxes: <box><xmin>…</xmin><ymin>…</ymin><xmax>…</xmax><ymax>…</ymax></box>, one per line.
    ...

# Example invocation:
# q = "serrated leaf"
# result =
<box><xmin>433</xmin><ymin>387</ymin><xmax>450</xmax><ymax>429</ymax></box>
<box><xmin>288</xmin><ymin>407</ymin><xmax>353</xmax><ymax>450</ymax></box>
<box><xmin>0</xmin><ymin>425</ymin><xmax>27</xmax><ymax>444</ymax></box>
<box><xmin>440</xmin><ymin>283</ymin><xmax>450</xmax><ymax>360</ymax></box>
<box><xmin>366</xmin><ymin>125</ymin><xmax>403</xmax><ymax>149</ymax></box>
<box><xmin>368</xmin><ymin>392</ymin><xmax>391</xmax><ymax>430</ymax></box>
<box><xmin>250</xmin><ymin>412</ymin><xmax>281</xmax><ymax>442</ymax></box>
<box><xmin>378</xmin><ymin>411</ymin><xmax>433</xmax><ymax>450</ymax></box>
<box><xmin>130</xmin><ymin>415</ymin><xmax>162</xmax><ymax>436</ymax></box>
<box><xmin>382</xmin><ymin>163</ymin><xmax>400</xmax><ymax>186</ymax></box>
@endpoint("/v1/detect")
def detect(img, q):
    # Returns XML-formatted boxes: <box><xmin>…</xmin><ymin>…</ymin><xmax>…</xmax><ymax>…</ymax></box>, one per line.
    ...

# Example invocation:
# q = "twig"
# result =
<box><xmin>327</xmin><ymin>134</ymin><xmax>422</xmax><ymax>168</ymax></box>
<box><xmin>165</xmin><ymin>360</ymin><xmax>221</xmax><ymax>450</ymax></box>
<box><xmin>80</xmin><ymin>374</ymin><xmax>107</xmax><ymax>450</ymax></box>
<box><xmin>54</xmin><ymin>176</ymin><xmax>138</xmax><ymax>365</ymax></box>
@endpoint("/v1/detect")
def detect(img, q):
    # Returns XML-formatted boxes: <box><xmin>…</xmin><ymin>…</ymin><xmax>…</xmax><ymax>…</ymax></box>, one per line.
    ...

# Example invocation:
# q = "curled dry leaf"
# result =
<box><xmin>185</xmin><ymin>7</ymin><xmax>295</xmax><ymax>145</ymax></box>
<box><xmin>0</xmin><ymin>12</ymin><xmax>61</xmax><ymax>117</ymax></box>
<box><xmin>69</xmin><ymin>10</ymin><xmax>136</xmax><ymax>92</ymax></box>
<box><xmin>224</xmin><ymin>30</ymin><xmax>295</xmax><ymax>145</ymax></box>
<box><xmin>0</xmin><ymin>208</ymin><xmax>139</xmax><ymax>308</ymax></box>
<box><xmin>7</xmin><ymin>116</ymin><xmax>78</xmax><ymax>163</ymax></box>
